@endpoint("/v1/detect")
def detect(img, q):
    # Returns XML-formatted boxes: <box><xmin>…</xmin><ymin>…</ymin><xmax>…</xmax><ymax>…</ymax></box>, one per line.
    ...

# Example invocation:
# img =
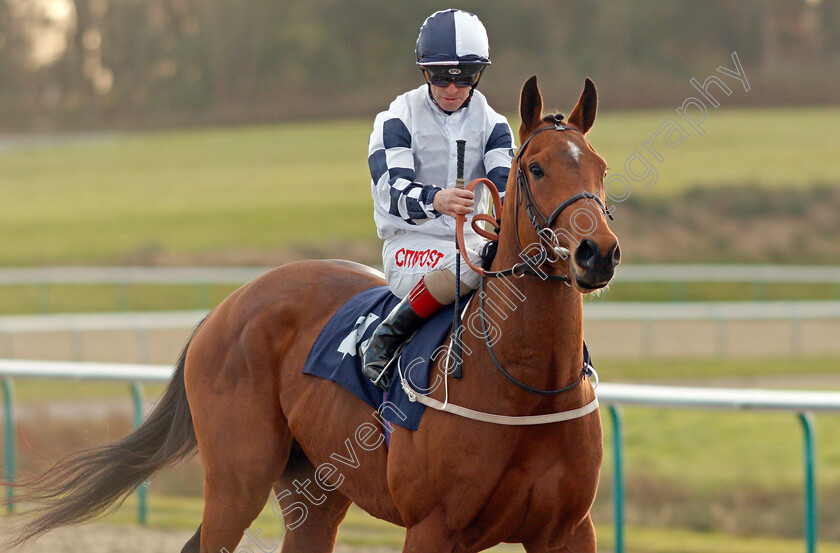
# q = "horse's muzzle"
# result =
<box><xmin>572</xmin><ymin>238</ymin><xmax>621</xmax><ymax>290</ymax></box>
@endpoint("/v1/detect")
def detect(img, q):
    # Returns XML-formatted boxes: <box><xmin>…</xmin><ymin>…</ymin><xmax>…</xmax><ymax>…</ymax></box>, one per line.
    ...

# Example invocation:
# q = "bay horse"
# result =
<box><xmin>4</xmin><ymin>76</ymin><xmax>619</xmax><ymax>553</ymax></box>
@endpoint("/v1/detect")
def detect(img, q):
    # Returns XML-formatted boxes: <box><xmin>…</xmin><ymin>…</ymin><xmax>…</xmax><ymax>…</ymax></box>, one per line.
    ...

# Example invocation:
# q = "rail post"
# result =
<box><xmin>608</xmin><ymin>404</ymin><xmax>625</xmax><ymax>553</ymax></box>
<box><xmin>130</xmin><ymin>382</ymin><xmax>148</xmax><ymax>525</ymax></box>
<box><xmin>798</xmin><ymin>412</ymin><xmax>817</xmax><ymax>553</ymax></box>
<box><xmin>2</xmin><ymin>376</ymin><xmax>16</xmax><ymax>512</ymax></box>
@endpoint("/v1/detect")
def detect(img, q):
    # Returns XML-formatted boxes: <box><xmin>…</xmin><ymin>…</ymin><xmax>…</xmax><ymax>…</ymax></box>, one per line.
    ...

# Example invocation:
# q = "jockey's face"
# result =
<box><xmin>429</xmin><ymin>82</ymin><xmax>470</xmax><ymax>112</ymax></box>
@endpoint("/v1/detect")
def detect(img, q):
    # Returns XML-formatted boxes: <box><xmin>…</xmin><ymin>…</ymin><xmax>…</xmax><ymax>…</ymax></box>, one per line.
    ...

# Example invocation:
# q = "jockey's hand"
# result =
<box><xmin>433</xmin><ymin>188</ymin><xmax>475</xmax><ymax>217</ymax></box>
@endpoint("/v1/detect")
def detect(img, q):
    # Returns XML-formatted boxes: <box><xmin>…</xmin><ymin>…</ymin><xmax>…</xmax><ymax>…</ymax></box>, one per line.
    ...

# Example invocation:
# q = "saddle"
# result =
<box><xmin>302</xmin><ymin>286</ymin><xmax>468</xmax><ymax>432</ymax></box>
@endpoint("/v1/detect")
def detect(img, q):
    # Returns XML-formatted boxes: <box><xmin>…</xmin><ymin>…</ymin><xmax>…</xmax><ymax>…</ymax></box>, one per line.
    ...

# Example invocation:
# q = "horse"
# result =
<box><xmin>4</xmin><ymin>76</ymin><xmax>620</xmax><ymax>553</ymax></box>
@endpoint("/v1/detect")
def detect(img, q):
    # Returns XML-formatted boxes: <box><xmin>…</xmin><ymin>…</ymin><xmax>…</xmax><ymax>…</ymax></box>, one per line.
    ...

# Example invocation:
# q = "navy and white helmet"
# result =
<box><xmin>415</xmin><ymin>9</ymin><xmax>491</xmax><ymax>67</ymax></box>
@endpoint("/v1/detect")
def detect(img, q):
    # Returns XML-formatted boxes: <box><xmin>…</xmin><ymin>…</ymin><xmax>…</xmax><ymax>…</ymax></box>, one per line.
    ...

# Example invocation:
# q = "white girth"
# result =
<box><xmin>397</xmin><ymin>357</ymin><xmax>600</xmax><ymax>426</ymax></box>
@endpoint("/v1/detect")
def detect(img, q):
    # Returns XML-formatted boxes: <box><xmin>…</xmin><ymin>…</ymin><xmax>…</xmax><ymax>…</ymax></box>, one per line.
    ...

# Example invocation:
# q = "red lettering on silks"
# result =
<box><xmin>395</xmin><ymin>248</ymin><xmax>444</xmax><ymax>268</ymax></box>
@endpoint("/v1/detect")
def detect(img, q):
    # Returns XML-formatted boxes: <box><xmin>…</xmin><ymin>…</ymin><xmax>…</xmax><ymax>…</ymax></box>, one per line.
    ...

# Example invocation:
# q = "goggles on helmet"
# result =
<box><xmin>421</xmin><ymin>65</ymin><xmax>485</xmax><ymax>88</ymax></box>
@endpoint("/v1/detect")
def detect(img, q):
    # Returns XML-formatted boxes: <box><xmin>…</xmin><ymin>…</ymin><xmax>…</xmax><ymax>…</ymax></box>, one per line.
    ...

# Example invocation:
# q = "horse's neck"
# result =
<box><xmin>467</xmin><ymin>259</ymin><xmax>585</xmax><ymax>400</ymax></box>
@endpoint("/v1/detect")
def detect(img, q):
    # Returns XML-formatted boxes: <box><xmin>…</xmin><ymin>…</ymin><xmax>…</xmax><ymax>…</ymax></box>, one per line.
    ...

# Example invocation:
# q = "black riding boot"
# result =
<box><xmin>362</xmin><ymin>278</ymin><xmax>444</xmax><ymax>390</ymax></box>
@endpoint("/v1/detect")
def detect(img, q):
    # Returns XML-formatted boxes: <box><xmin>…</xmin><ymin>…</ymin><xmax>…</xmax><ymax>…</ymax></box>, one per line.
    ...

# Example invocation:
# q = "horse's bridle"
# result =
<box><xmin>476</xmin><ymin>115</ymin><xmax>611</xmax><ymax>395</ymax></box>
<box><xmin>485</xmin><ymin>113</ymin><xmax>613</xmax><ymax>282</ymax></box>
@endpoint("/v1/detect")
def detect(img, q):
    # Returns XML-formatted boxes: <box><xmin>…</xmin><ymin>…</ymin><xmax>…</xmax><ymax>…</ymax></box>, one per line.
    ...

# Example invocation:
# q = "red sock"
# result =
<box><xmin>407</xmin><ymin>278</ymin><xmax>445</xmax><ymax>319</ymax></box>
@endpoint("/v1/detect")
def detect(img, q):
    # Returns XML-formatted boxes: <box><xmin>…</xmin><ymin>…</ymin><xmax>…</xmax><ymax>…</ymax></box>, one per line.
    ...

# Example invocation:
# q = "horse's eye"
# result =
<box><xmin>529</xmin><ymin>164</ymin><xmax>544</xmax><ymax>178</ymax></box>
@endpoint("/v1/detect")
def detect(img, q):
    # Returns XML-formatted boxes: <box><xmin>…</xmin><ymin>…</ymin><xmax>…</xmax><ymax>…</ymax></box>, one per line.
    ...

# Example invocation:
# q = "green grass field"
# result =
<box><xmin>0</xmin><ymin>283</ymin><xmax>238</xmax><ymax>314</ymax></box>
<box><xmin>8</xmin><ymin>379</ymin><xmax>167</xmax><ymax>403</ymax></box>
<box><xmin>2</xmin><ymin>107</ymin><xmax>839</xmax><ymax>266</ymax></box>
<box><xmin>588</xmin><ymin>106</ymin><xmax>840</xmax><ymax>193</ymax></box>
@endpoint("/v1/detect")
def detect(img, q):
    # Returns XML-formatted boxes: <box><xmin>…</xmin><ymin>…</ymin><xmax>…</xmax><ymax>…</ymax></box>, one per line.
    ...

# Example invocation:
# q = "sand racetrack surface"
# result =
<box><xmin>0</xmin><ymin>520</ymin><xmax>195</xmax><ymax>553</ymax></box>
<box><xmin>0</xmin><ymin>519</ymin><xmax>401</xmax><ymax>553</ymax></box>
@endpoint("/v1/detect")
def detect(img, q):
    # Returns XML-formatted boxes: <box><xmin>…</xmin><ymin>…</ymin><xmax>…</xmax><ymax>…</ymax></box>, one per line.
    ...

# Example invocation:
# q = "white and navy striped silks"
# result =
<box><xmin>368</xmin><ymin>85</ymin><xmax>514</xmax><ymax>240</ymax></box>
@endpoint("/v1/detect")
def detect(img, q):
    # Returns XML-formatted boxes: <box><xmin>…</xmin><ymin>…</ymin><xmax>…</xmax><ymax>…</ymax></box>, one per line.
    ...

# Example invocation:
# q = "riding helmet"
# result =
<box><xmin>415</xmin><ymin>9</ymin><xmax>491</xmax><ymax>67</ymax></box>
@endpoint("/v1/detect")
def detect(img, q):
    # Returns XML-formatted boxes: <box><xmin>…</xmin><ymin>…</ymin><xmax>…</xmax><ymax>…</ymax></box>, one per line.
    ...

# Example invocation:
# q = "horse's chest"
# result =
<box><xmin>475</xmin><ymin>432</ymin><xmax>603</xmax><ymax>535</ymax></box>
<box><xmin>504</xmin><ymin>450</ymin><xmax>597</xmax><ymax>504</ymax></box>
<box><xmin>392</xmin><ymin>412</ymin><xmax>602</xmax><ymax>540</ymax></box>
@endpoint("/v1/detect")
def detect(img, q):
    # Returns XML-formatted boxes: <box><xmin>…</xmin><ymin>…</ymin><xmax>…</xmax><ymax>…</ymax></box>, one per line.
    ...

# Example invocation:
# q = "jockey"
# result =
<box><xmin>363</xmin><ymin>9</ymin><xmax>514</xmax><ymax>389</ymax></box>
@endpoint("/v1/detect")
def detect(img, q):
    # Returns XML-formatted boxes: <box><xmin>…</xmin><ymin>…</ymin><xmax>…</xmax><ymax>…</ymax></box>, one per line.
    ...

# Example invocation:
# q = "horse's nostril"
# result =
<box><xmin>611</xmin><ymin>243</ymin><xmax>621</xmax><ymax>267</ymax></box>
<box><xmin>574</xmin><ymin>239</ymin><xmax>599</xmax><ymax>269</ymax></box>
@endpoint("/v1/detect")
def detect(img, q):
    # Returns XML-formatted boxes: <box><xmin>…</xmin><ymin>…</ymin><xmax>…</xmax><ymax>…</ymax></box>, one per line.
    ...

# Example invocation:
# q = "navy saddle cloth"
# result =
<box><xmin>302</xmin><ymin>285</ymin><xmax>465</xmax><ymax>431</ymax></box>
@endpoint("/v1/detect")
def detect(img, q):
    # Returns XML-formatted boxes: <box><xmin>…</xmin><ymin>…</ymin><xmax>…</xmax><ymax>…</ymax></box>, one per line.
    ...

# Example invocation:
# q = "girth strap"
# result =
<box><xmin>400</xmin><ymin>376</ymin><xmax>600</xmax><ymax>425</ymax></box>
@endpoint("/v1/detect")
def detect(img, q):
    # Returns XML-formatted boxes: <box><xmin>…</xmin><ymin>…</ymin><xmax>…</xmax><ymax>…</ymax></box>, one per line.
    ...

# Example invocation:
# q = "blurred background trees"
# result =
<box><xmin>1</xmin><ymin>0</ymin><xmax>838</xmax><ymax>131</ymax></box>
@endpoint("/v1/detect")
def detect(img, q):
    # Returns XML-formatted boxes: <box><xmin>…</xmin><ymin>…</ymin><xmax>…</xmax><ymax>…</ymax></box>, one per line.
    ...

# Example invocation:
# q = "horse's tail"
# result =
<box><xmin>3</xmin><ymin>324</ymin><xmax>202</xmax><ymax>548</ymax></box>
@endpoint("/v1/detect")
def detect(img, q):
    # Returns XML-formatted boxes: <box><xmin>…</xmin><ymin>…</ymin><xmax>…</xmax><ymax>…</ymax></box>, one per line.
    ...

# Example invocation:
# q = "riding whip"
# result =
<box><xmin>452</xmin><ymin>139</ymin><xmax>466</xmax><ymax>379</ymax></box>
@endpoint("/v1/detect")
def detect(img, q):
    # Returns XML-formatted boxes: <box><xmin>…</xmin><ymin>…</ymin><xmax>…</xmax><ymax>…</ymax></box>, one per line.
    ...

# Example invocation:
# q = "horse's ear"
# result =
<box><xmin>519</xmin><ymin>75</ymin><xmax>543</xmax><ymax>137</ymax></box>
<box><xmin>568</xmin><ymin>77</ymin><xmax>598</xmax><ymax>134</ymax></box>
